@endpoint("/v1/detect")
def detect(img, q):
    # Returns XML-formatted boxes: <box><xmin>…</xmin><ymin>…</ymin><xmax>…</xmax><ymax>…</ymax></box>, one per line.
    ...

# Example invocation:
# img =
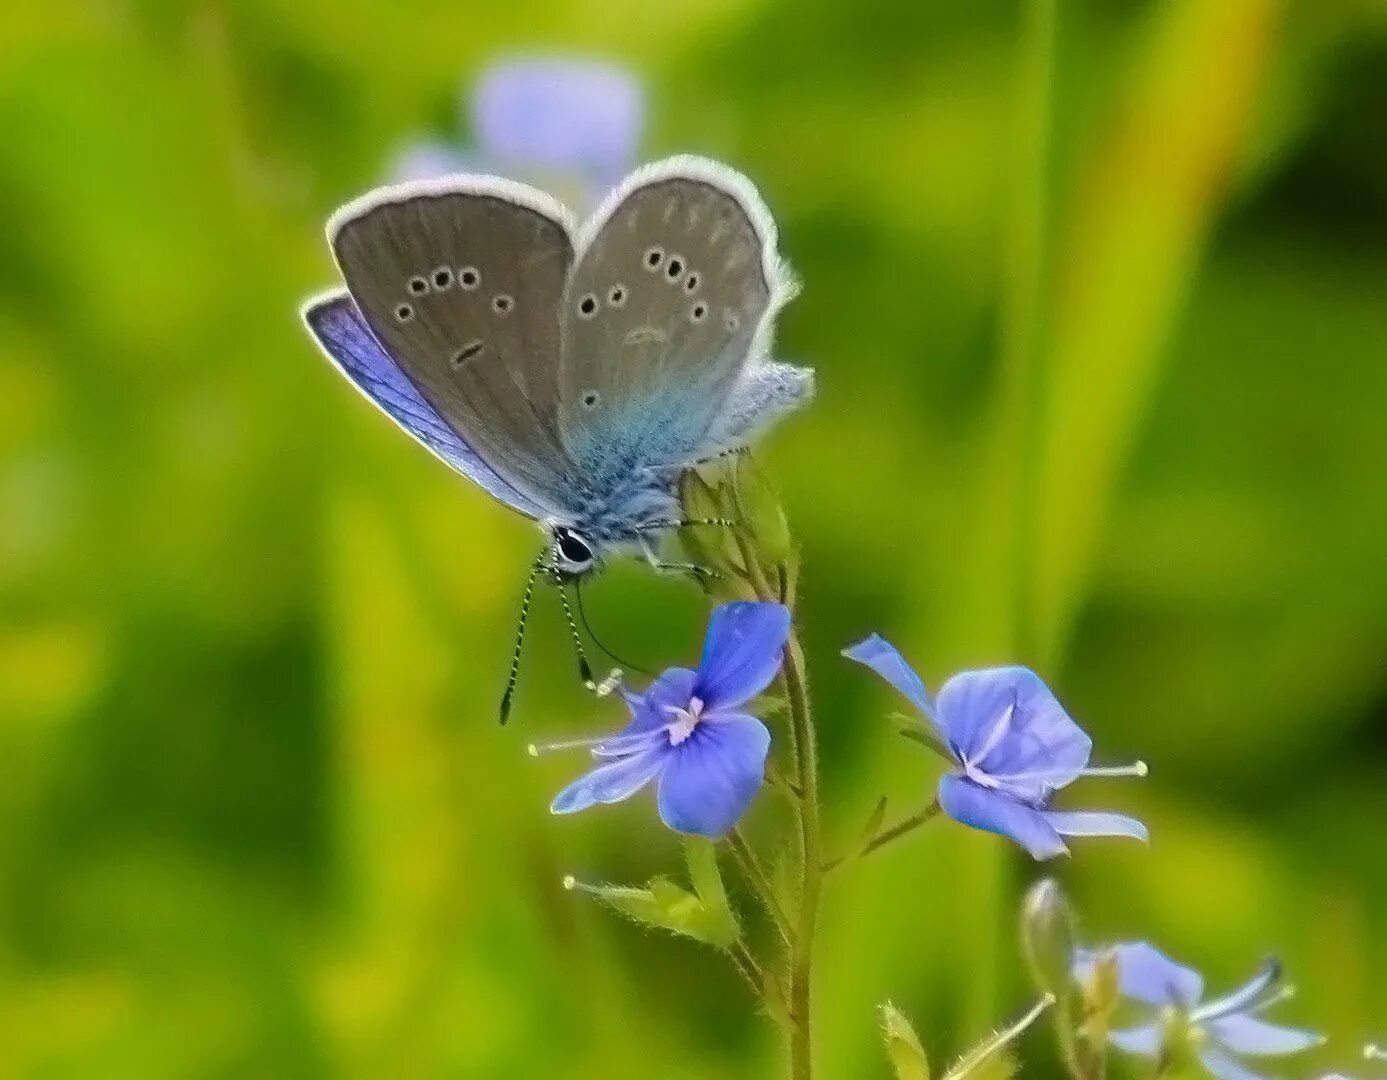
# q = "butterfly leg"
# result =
<box><xmin>639</xmin><ymin>536</ymin><xmax>722</xmax><ymax>586</ymax></box>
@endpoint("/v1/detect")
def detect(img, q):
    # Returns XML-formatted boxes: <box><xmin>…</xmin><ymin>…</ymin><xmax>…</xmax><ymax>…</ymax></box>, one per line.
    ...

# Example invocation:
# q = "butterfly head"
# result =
<box><xmin>549</xmin><ymin>525</ymin><xmax>598</xmax><ymax>577</ymax></box>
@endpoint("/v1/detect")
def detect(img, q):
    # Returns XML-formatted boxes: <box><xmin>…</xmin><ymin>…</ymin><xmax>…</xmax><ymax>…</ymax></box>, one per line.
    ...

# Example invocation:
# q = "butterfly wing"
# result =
<box><xmin>698</xmin><ymin>359</ymin><xmax>815</xmax><ymax>459</ymax></box>
<box><xmin>301</xmin><ymin>288</ymin><xmax>549</xmax><ymax>517</ymax></box>
<box><xmin>557</xmin><ymin>157</ymin><xmax>794</xmax><ymax>471</ymax></box>
<box><xmin>328</xmin><ymin>175</ymin><xmax>578</xmax><ymax>510</ymax></box>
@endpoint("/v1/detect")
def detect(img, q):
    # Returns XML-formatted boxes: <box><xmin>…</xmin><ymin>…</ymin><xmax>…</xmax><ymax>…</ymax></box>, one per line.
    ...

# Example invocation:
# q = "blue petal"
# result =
<box><xmin>550</xmin><ymin>747</ymin><xmax>666</xmax><ymax>815</ymax></box>
<box><xmin>694</xmin><ymin>602</ymin><xmax>791</xmax><ymax>711</ymax></box>
<box><xmin>1108</xmin><ymin>1023</ymin><xmax>1163</xmax><ymax>1057</ymax></box>
<box><xmin>656</xmin><ymin>715</ymin><xmax>770</xmax><ymax>838</ymax></box>
<box><xmin>1198</xmin><ymin>1047</ymin><xmax>1274</xmax><ymax>1080</ymax></box>
<box><xmin>937</xmin><ymin>774</ymin><xmax>1068</xmax><ymax>860</ymax></box>
<box><xmin>472</xmin><ymin>59</ymin><xmax>642</xmax><ymax>195</ymax></box>
<box><xmin>841</xmin><ymin>634</ymin><xmax>937</xmax><ymax>719</ymax></box>
<box><xmin>1044</xmin><ymin>810</ymin><xmax>1149</xmax><ymax>845</ymax></box>
<box><xmin>1206</xmin><ymin>1016</ymin><xmax>1324</xmax><ymax>1057</ymax></box>
<box><xmin>1074</xmin><ymin>942</ymin><xmax>1204</xmax><ymax>1008</ymax></box>
<box><xmin>611</xmin><ymin>668</ymin><xmax>697</xmax><ymax>744</ymax></box>
<box><xmin>936</xmin><ymin>667</ymin><xmax>1091</xmax><ymax>797</ymax></box>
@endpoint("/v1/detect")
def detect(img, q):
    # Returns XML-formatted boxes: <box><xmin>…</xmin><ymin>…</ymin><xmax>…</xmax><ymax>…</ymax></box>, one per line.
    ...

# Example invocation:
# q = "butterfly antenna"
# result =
<box><xmin>552</xmin><ymin>569</ymin><xmax>595</xmax><ymax>690</ymax></box>
<box><xmin>499</xmin><ymin>551</ymin><xmax>547</xmax><ymax>725</ymax></box>
<box><xmin>575</xmin><ymin>579</ymin><xmax>653</xmax><ymax>677</ymax></box>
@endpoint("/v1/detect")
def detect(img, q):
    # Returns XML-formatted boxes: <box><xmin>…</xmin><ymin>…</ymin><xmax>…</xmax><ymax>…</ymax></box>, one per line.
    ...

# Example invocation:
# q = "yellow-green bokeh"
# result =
<box><xmin>1</xmin><ymin>1</ymin><xmax>1385</xmax><ymax>1076</ymax></box>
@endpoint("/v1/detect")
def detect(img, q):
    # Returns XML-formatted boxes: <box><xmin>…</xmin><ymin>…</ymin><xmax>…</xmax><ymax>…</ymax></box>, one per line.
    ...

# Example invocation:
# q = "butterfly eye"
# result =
<box><xmin>724</xmin><ymin>310</ymin><xmax>741</xmax><ymax>332</ymax></box>
<box><xmin>458</xmin><ymin>267</ymin><xmax>480</xmax><ymax>290</ymax></box>
<box><xmin>644</xmin><ymin>247</ymin><xmax>664</xmax><ymax>270</ymax></box>
<box><xmin>577</xmin><ymin>294</ymin><xmax>599</xmax><ymax>319</ymax></box>
<box><xmin>608</xmin><ymin>285</ymin><xmax>626</xmax><ymax>307</ymax></box>
<box><xmin>432</xmin><ymin>267</ymin><xmax>453</xmax><ymax>290</ymax></box>
<box><xmin>407</xmin><ymin>276</ymin><xmax>428</xmax><ymax>296</ymax></box>
<box><xmin>493</xmin><ymin>294</ymin><xmax>514</xmax><ymax>315</ymax></box>
<box><xmin>665</xmin><ymin>256</ymin><xmax>684</xmax><ymax>280</ymax></box>
<box><xmin>395</xmin><ymin>303</ymin><xmax>414</xmax><ymax>322</ymax></box>
<box><xmin>690</xmin><ymin>302</ymin><xmax>708</xmax><ymax>323</ymax></box>
<box><xmin>581</xmin><ymin>390</ymin><xmax>600</xmax><ymax>409</ymax></box>
<box><xmin>683</xmin><ymin>273</ymin><xmax>699</xmax><ymax>293</ymax></box>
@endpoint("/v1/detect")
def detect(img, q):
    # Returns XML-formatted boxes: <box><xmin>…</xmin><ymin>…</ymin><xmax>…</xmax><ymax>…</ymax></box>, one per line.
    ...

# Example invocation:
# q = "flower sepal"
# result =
<box><xmin>679</xmin><ymin>456</ymin><xmax>799</xmax><ymax>606</ymax></box>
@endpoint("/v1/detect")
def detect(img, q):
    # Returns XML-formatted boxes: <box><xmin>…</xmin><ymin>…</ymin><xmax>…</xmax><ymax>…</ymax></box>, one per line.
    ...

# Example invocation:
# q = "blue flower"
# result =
<box><xmin>1073</xmin><ymin>943</ymin><xmax>1324</xmax><ymax>1080</ymax></box>
<box><xmin>842</xmin><ymin>635</ymin><xmax>1147</xmax><ymax>859</ymax></box>
<box><xmin>535</xmin><ymin>602</ymin><xmax>790</xmax><ymax>839</ymax></box>
<box><xmin>392</xmin><ymin>58</ymin><xmax>643</xmax><ymax>211</ymax></box>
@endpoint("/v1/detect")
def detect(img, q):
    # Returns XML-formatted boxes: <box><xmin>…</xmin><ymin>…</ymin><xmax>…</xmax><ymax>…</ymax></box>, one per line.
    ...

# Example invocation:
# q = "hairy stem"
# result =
<box><xmin>822</xmin><ymin>800</ymin><xmax>942</xmax><ymax>872</ymax></box>
<box><xmin>783</xmin><ymin>631</ymin><xmax>821</xmax><ymax>1079</ymax></box>
<box><xmin>729</xmin><ymin>827</ymin><xmax>793</xmax><ymax>945</ymax></box>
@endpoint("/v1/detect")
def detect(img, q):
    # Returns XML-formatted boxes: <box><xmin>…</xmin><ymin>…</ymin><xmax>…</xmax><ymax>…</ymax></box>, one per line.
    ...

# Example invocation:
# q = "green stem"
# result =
<box><xmin>782</xmin><ymin>631</ymin><xmax>820</xmax><ymax>1080</ymax></box>
<box><xmin>729</xmin><ymin>511</ymin><xmax>820</xmax><ymax>1078</ymax></box>
<box><xmin>729</xmin><ymin>827</ymin><xmax>793</xmax><ymax>945</ymax></box>
<box><xmin>822</xmin><ymin>800</ymin><xmax>941</xmax><ymax>872</ymax></box>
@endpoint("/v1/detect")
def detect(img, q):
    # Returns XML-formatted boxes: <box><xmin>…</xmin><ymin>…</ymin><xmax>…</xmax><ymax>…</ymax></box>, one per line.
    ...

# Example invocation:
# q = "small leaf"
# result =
<box><xmin>684</xmin><ymin>838</ymin><xmax>740</xmax><ymax>947</ymax></box>
<box><xmin>881</xmin><ymin>1002</ymin><xmax>931</xmax><ymax>1080</ymax></box>
<box><xmin>851</xmin><ymin>796</ymin><xmax>890</xmax><ymax>865</ymax></box>
<box><xmin>889</xmin><ymin>711</ymin><xmax>948</xmax><ymax>752</ymax></box>
<box><xmin>959</xmin><ymin>1052</ymin><xmax>1017</xmax><ymax>1080</ymax></box>
<box><xmin>941</xmin><ymin>995</ymin><xmax>1053</xmax><ymax>1080</ymax></box>
<box><xmin>565</xmin><ymin>874</ymin><xmax>732</xmax><ymax>947</ymax></box>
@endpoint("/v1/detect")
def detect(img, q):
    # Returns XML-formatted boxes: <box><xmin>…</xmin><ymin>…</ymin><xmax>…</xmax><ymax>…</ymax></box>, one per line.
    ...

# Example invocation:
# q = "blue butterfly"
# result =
<box><xmin>302</xmin><ymin>156</ymin><xmax>812</xmax><ymax>717</ymax></box>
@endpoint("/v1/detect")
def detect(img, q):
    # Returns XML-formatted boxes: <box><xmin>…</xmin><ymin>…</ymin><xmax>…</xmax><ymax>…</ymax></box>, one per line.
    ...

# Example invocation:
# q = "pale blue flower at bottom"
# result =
<box><xmin>1073</xmin><ymin>943</ymin><xmax>1325</xmax><ymax>1080</ymax></box>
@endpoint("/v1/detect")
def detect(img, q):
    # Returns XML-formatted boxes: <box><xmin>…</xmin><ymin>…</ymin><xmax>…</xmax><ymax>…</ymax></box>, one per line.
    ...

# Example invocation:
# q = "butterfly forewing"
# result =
<box><xmin>558</xmin><ymin>160</ymin><xmax>781</xmax><ymax>470</ymax></box>
<box><xmin>330</xmin><ymin>180</ymin><xmax>576</xmax><ymax>507</ymax></box>
<box><xmin>302</xmin><ymin>289</ymin><xmax>549</xmax><ymax>518</ymax></box>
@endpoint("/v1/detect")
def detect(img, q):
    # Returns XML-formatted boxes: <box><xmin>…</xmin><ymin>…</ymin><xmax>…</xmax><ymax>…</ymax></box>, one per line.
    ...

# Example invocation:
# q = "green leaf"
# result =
<box><xmin>941</xmin><ymin>996</ymin><xmax>1053</xmax><ymax>1080</ymax></box>
<box><xmin>683</xmin><ymin>838</ymin><xmax>740</xmax><ymax>947</ymax></box>
<box><xmin>881</xmin><ymin>1002</ymin><xmax>931</xmax><ymax>1080</ymax></box>
<box><xmin>565</xmin><ymin>874</ymin><xmax>735</xmax><ymax>948</ymax></box>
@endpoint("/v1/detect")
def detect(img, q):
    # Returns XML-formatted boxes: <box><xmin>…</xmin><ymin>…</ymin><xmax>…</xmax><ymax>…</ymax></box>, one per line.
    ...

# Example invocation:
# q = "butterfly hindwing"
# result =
<box><xmin>329</xmin><ymin>177</ymin><xmax>577</xmax><ymax>508</ymax></box>
<box><xmin>301</xmin><ymin>289</ymin><xmax>548</xmax><ymax>517</ymax></box>
<box><xmin>557</xmin><ymin>157</ymin><xmax>789</xmax><ymax>471</ymax></box>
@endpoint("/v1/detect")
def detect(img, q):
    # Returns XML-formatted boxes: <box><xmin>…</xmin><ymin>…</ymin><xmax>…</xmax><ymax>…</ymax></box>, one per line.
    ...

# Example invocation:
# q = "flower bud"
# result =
<box><xmin>1021</xmin><ymin>878</ymin><xmax>1076</xmax><ymax>996</ymax></box>
<box><xmin>880</xmin><ymin>1002</ymin><xmax>931</xmax><ymax>1080</ymax></box>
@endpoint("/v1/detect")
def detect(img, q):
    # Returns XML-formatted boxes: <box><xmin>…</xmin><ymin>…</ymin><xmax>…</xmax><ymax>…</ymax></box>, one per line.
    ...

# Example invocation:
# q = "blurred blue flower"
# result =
<box><xmin>536</xmin><ymin>602</ymin><xmax>789</xmax><ymax>839</ymax></box>
<box><xmin>1073</xmin><ymin>943</ymin><xmax>1324</xmax><ymax>1080</ymax></box>
<box><xmin>392</xmin><ymin>57</ymin><xmax>643</xmax><ymax>211</ymax></box>
<box><xmin>843</xmin><ymin>635</ymin><xmax>1147</xmax><ymax>859</ymax></box>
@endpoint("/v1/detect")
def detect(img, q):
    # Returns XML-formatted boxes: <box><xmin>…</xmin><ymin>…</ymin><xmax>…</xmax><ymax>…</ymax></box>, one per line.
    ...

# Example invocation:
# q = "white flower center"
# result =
<box><xmin>667</xmin><ymin>696</ymin><xmax>705</xmax><ymax>746</ymax></box>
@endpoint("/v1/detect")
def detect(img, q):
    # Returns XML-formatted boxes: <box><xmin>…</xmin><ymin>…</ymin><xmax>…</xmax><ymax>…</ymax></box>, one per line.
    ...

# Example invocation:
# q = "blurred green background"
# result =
<box><xmin>2</xmin><ymin>0</ymin><xmax>1386</xmax><ymax>1076</ymax></box>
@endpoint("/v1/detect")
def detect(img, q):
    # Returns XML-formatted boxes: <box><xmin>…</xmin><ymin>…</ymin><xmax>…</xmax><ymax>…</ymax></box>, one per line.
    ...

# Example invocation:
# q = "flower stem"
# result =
<box><xmin>782</xmin><ymin>630</ymin><xmax>821</xmax><ymax>1080</ymax></box>
<box><xmin>727</xmin><ymin>494</ymin><xmax>820</xmax><ymax>1077</ymax></box>
<box><xmin>729</xmin><ymin>827</ymin><xmax>793</xmax><ymax>945</ymax></box>
<box><xmin>822</xmin><ymin>799</ymin><xmax>942</xmax><ymax>872</ymax></box>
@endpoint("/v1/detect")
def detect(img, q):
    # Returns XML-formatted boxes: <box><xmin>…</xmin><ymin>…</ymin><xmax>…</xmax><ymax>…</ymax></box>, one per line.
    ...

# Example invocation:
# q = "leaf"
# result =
<box><xmin>881</xmin><ymin>1002</ymin><xmax>931</xmax><ymax>1080</ymax></box>
<box><xmin>683</xmin><ymin>838</ymin><xmax>740</xmax><ymax>947</ymax></box>
<box><xmin>941</xmin><ymin>996</ymin><xmax>1053</xmax><ymax>1080</ymax></box>
<box><xmin>566</xmin><ymin>874</ymin><xmax>735</xmax><ymax>948</ymax></box>
<box><xmin>853</xmin><ymin>796</ymin><xmax>889</xmax><ymax>864</ymax></box>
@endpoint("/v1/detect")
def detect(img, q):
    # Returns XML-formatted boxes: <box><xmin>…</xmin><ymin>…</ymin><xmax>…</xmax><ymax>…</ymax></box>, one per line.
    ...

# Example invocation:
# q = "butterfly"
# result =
<box><xmin>301</xmin><ymin>156</ymin><xmax>813</xmax><ymax>718</ymax></box>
